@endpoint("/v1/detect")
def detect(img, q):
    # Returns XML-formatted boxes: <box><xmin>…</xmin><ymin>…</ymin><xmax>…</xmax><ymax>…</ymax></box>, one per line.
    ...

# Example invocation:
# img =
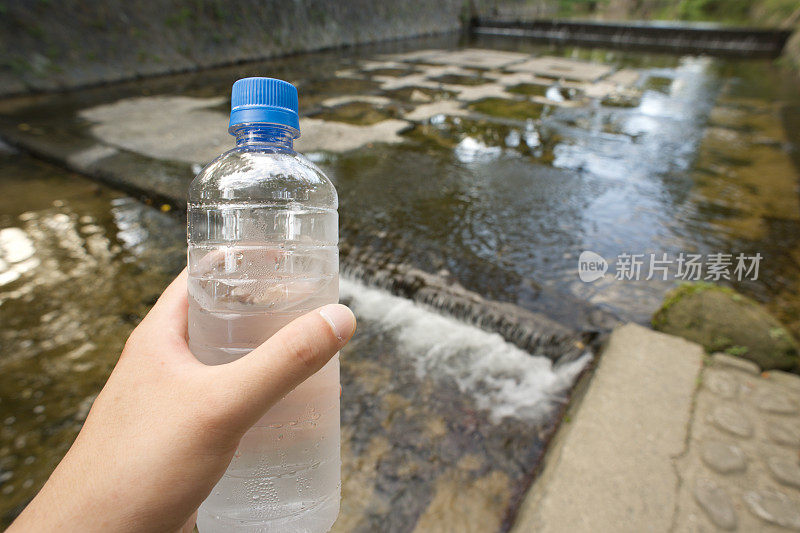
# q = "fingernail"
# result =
<box><xmin>319</xmin><ymin>304</ymin><xmax>356</xmax><ymax>342</ymax></box>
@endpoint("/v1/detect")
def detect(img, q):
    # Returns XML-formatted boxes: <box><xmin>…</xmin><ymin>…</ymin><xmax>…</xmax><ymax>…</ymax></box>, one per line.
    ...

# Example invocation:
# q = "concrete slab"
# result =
<box><xmin>79</xmin><ymin>96</ymin><xmax>229</xmax><ymax>164</ymax></box>
<box><xmin>374</xmin><ymin>75</ymin><xmax>442</xmax><ymax>91</ymax></box>
<box><xmin>409</xmin><ymin>48</ymin><xmax>531</xmax><ymax>69</ymax></box>
<box><xmin>78</xmin><ymin>96</ymin><xmax>409</xmax><ymax>161</ymax></box>
<box><xmin>507</xmin><ymin>57</ymin><xmax>614</xmax><ymax>83</ymax></box>
<box><xmin>403</xmin><ymin>100</ymin><xmax>468</xmax><ymax>122</ymax></box>
<box><xmin>512</xmin><ymin>323</ymin><xmax>703</xmax><ymax>533</ymax></box>
<box><xmin>358</xmin><ymin>60</ymin><xmax>413</xmax><ymax>71</ymax></box>
<box><xmin>447</xmin><ymin>83</ymin><xmax>511</xmax><ymax>103</ymax></box>
<box><xmin>380</xmin><ymin>49</ymin><xmax>443</xmax><ymax>63</ymax></box>
<box><xmin>296</xmin><ymin>118</ymin><xmax>408</xmax><ymax>153</ymax></box>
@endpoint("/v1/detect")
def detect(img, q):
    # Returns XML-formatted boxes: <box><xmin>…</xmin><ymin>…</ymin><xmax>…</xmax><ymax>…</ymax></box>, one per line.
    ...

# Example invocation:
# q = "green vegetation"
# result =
<box><xmin>165</xmin><ymin>6</ymin><xmax>193</xmax><ymax>28</ymax></box>
<box><xmin>556</xmin><ymin>0</ymin><xmax>607</xmax><ymax>17</ymax></box>
<box><xmin>382</xmin><ymin>86</ymin><xmax>457</xmax><ymax>103</ymax></box>
<box><xmin>553</xmin><ymin>0</ymin><xmax>800</xmax><ymax>25</ymax></box>
<box><xmin>724</xmin><ymin>345</ymin><xmax>749</xmax><ymax>357</ymax></box>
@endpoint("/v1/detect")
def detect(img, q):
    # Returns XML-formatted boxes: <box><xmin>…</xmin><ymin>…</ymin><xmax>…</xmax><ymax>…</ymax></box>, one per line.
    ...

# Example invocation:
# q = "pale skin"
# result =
<box><xmin>8</xmin><ymin>269</ymin><xmax>356</xmax><ymax>532</ymax></box>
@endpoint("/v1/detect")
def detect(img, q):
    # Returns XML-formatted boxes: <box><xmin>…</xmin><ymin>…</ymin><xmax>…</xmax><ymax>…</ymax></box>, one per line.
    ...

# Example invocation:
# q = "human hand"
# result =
<box><xmin>8</xmin><ymin>269</ymin><xmax>356</xmax><ymax>532</ymax></box>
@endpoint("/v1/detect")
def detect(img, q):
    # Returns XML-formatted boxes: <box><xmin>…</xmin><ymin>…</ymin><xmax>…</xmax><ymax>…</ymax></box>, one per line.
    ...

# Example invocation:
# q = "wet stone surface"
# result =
<box><xmin>467</xmin><ymin>97</ymin><xmax>547</xmax><ymax>120</ymax></box>
<box><xmin>675</xmin><ymin>358</ymin><xmax>800</xmax><ymax>531</ymax></box>
<box><xmin>705</xmin><ymin>371</ymin><xmax>740</xmax><ymax>399</ymax></box>
<box><xmin>309</xmin><ymin>101</ymin><xmax>401</xmax><ymax>126</ymax></box>
<box><xmin>767</xmin><ymin>457</ymin><xmax>800</xmax><ymax>489</ymax></box>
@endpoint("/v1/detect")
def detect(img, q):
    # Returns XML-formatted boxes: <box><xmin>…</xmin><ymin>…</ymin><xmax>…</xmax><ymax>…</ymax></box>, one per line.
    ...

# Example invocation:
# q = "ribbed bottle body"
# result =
<box><xmin>188</xmin><ymin>137</ymin><xmax>340</xmax><ymax>532</ymax></box>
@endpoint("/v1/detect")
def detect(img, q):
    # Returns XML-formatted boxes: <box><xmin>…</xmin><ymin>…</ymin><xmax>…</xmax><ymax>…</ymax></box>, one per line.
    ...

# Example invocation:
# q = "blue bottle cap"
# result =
<box><xmin>229</xmin><ymin>77</ymin><xmax>300</xmax><ymax>136</ymax></box>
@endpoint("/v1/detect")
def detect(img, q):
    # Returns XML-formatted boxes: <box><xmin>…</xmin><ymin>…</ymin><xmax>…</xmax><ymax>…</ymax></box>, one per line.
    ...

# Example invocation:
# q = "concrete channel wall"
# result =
<box><xmin>473</xmin><ymin>19</ymin><xmax>793</xmax><ymax>56</ymax></box>
<box><xmin>0</xmin><ymin>0</ymin><xmax>473</xmax><ymax>97</ymax></box>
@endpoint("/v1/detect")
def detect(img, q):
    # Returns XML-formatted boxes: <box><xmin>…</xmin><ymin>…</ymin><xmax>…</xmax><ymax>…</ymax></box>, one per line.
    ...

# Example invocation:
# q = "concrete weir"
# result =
<box><xmin>340</xmin><ymin>243</ymin><xmax>600</xmax><ymax>362</ymax></box>
<box><xmin>473</xmin><ymin>19</ymin><xmax>794</xmax><ymax>56</ymax></box>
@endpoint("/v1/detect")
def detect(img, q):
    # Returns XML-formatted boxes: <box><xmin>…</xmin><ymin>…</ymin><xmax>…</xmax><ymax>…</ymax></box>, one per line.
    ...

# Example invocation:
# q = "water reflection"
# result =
<box><xmin>0</xmin><ymin>155</ymin><xmax>183</xmax><ymax>524</ymax></box>
<box><xmin>332</xmin><ymin>46</ymin><xmax>800</xmax><ymax>327</ymax></box>
<box><xmin>0</xmin><ymin>155</ymin><xmax>589</xmax><ymax>529</ymax></box>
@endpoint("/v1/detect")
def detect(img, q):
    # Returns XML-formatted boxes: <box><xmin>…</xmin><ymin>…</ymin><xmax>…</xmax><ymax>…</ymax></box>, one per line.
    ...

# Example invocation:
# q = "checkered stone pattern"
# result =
<box><xmin>675</xmin><ymin>354</ymin><xmax>800</xmax><ymax>531</ymax></box>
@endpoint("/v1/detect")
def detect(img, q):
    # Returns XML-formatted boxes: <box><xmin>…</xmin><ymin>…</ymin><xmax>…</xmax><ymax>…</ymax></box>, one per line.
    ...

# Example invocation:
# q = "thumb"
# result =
<box><xmin>211</xmin><ymin>304</ymin><xmax>356</xmax><ymax>430</ymax></box>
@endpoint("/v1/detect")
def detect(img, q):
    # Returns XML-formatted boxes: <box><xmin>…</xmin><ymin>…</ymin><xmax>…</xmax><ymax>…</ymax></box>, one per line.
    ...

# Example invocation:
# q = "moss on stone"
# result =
<box><xmin>429</xmin><ymin>74</ymin><xmax>490</xmax><ymax>86</ymax></box>
<box><xmin>468</xmin><ymin>97</ymin><xmax>546</xmax><ymax>120</ymax></box>
<box><xmin>643</xmin><ymin>75</ymin><xmax>673</xmax><ymax>94</ymax></box>
<box><xmin>652</xmin><ymin>282</ymin><xmax>799</xmax><ymax>371</ymax></box>
<box><xmin>506</xmin><ymin>83</ymin><xmax>549</xmax><ymax>97</ymax></box>
<box><xmin>309</xmin><ymin>101</ymin><xmax>396</xmax><ymax>126</ymax></box>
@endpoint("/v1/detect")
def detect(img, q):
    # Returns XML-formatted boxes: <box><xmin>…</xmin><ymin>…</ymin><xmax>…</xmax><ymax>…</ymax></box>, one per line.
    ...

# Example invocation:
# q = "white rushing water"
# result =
<box><xmin>340</xmin><ymin>277</ymin><xmax>591</xmax><ymax>423</ymax></box>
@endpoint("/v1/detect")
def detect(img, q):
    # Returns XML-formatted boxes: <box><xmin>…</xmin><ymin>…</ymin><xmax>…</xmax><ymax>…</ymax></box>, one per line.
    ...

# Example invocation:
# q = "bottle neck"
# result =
<box><xmin>233</xmin><ymin>124</ymin><xmax>295</xmax><ymax>149</ymax></box>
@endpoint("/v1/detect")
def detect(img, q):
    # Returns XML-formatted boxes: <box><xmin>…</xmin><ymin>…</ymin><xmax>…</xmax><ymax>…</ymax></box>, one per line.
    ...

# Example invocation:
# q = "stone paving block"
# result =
<box><xmin>694</xmin><ymin>478</ymin><xmax>738</xmax><ymax>530</ymax></box>
<box><xmin>380</xmin><ymin>49</ymin><xmax>442</xmax><ymax>63</ymax></box>
<box><xmin>711</xmin><ymin>352</ymin><xmax>761</xmax><ymax>375</ymax></box>
<box><xmin>753</xmin><ymin>389</ymin><xmax>799</xmax><ymax>415</ymax></box>
<box><xmin>744</xmin><ymin>489</ymin><xmax>800</xmax><ymax>530</ymax></box>
<box><xmin>297</xmin><ymin>118</ymin><xmax>408</xmax><ymax>153</ymax></box>
<box><xmin>447</xmin><ymin>83</ymin><xmax>510</xmax><ymax>103</ymax></box>
<box><xmin>404</xmin><ymin>100</ymin><xmax>468</xmax><ymax>122</ymax></box>
<box><xmin>410</xmin><ymin>48</ymin><xmax>531</xmax><ymax>69</ymax></box>
<box><xmin>766</xmin><ymin>420</ymin><xmax>800</xmax><ymax>447</ymax></box>
<box><xmin>79</xmin><ymin>96</ymin><xmax>230</xmax><ymax>164</ymax></box>
<box><xmin>320</xmin><ymin>95</ymin><xmax>393</xmax><ymax>108</ymax></box>
<box><xmin>709</xmin><ymin>405</ymin><xmax>754</xmax><ymax>438</ymax></box>
<box><xmin>704</xmin><ymin>369</ymin><xmax>740</xmax><ymax>399</ymax></box>
<box><xmin>766</xmin><ymin>370</ymin><xmax>800</xmax><ymax>392</ymax></box>
<box><xmin>701</xmin><ymin>441</ymin><xmax>747</xmax><ymax>474</ymax></box>
<box><xmin>674</xmin><ymin>356</ymin><xmax>800</xmax><ymax>533</ymax></box>
<box><xmin>506</xmin><ymin>57</ymin><xmax>613</xmax><ymax>82</ymax></box>
<box><xmin>606</xmin><ymin>68</ymin><xmax>641</xmax><ymax>87</ymax></box>
<box><xmin>766</xmin><ymin>456</ymin><xmax>800</xmax><ymax>489</ymax></box>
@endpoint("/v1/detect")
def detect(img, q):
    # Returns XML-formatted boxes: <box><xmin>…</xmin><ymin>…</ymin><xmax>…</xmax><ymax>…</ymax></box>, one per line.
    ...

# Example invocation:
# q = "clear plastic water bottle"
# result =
<box><xmin>188</xmin><ymin>77</ymin><xmax>340</xmax><ymax>532</ymax></box>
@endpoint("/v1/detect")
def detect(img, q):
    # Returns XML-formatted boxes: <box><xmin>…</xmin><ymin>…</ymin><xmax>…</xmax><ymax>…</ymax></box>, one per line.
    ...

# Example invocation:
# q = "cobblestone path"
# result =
<box><xmin>675</xmin><ymin>354</ymin><xmax>800</xmax><ymax>531</ymax></box>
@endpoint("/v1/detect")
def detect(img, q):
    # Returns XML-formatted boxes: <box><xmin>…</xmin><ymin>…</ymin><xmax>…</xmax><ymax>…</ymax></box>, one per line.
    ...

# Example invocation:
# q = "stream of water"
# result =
<box><xmin>1</xmin><ymin>33</ymin><xmax>799</xmax><ymax>530</ymax></box>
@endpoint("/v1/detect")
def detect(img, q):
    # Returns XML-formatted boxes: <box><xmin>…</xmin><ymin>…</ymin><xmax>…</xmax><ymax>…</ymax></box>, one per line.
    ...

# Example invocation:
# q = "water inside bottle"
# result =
<box><xmin>189</xmin><ymin>239</ymin><xmax>340</xmax><ymax>531</ymax></box>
